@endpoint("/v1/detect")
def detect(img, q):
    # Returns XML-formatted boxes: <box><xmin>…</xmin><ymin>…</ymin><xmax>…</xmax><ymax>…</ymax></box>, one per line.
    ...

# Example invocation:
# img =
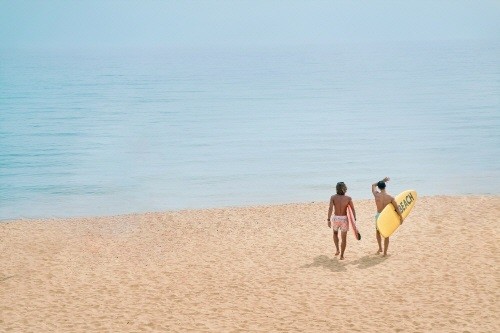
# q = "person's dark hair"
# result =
<box><xmin>336</xmin><ymin>182</ymin><xmax>347</xmax><ymax>195</ymax></box>
<box><xmin>377</xmin><ymin>181</ymin><xmax>386</xmax><ymax>190</ymax></box>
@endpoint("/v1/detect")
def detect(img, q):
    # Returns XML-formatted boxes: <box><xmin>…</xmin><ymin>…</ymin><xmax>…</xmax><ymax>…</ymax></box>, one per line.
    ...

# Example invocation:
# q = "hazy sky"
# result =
<box><xmin>1</xmin><ymin>0</ymin><xmax>499</xmax><ymax>49</ymax></box>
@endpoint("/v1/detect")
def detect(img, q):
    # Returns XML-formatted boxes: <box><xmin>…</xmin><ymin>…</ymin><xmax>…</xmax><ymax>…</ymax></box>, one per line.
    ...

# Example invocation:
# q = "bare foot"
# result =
<box><xmin>335</xmin><ymin>251</ymin><xmax>340</xmax><ymax>256</ymax></box>
<box><xmin>376</xmin><ymin>249</ymin><xmax>382</xmax><ymax>255</ymax></box>
<box><xmin>382</xmin><ymin>253</ymin><xmax>388</xmax><ymax>257</ymax></box>
<box><xmin>340</xmin><ymin>256</ymin><xmax>345</xmax><ymax>260</ymax></box>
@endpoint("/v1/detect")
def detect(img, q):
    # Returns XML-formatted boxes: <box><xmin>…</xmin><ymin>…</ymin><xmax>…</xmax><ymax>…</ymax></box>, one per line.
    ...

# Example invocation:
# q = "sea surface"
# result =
<box><xmin>1</xmin><ymin>41</ymin><xmax>499</xmax><ymax>220</ymax></box>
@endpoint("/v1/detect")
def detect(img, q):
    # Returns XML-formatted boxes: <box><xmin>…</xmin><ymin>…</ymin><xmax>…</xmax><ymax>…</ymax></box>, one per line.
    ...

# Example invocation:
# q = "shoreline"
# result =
<box><xmin>2</xmin><ymin>193</ymin><xmax>498</xmax><ymax>224</ymax></box>
<box><xmin>1</xmin><ymin>195</ymin><xmax>499</xmax><ymax>332</ymax></box>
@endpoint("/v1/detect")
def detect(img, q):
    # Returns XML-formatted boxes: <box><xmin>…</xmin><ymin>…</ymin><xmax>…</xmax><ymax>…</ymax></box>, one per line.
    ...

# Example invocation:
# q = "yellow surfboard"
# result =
<box><xmin>376</xmin><ymin>190</ymin><xmax>417</xmax><ymax>238</ymax></box>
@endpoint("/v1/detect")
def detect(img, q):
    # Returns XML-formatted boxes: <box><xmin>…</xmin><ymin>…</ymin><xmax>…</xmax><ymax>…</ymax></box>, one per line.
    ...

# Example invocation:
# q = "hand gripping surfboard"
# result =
<box><xmin>376</xmin><ymin>190</ymin><xmax>417</xmax><ymax>238</ymax></box>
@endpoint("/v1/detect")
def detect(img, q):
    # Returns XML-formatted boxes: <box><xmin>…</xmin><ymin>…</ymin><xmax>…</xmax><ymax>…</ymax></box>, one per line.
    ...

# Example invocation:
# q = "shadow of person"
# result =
<box><xmin>350</xmin><ymin>254</ymin><xmax>387</xmax><ymax>269</ymax></box>
<box><xmin>0</xmin><ymin>275</ymin><xmax>16</xmax><ymax>283</ymax></box>
<box><xmin>301</xmin><ymin>255</ymin><xmax>347</xmax><ymax>272</ymax></box>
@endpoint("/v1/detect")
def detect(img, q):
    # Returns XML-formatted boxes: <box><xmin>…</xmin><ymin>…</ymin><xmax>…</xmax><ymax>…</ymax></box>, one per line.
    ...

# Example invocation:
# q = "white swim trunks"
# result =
<box><xmin>332</xmin><ymin>215</ymin><xmax>349</xmax><ymax>232</ymax></box>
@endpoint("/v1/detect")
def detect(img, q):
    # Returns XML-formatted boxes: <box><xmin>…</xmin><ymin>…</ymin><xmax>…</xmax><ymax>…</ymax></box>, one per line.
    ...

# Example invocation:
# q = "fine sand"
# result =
<box><xmin>1</xmin><ymin>196</ymin><xmax>499</xmax><ymax>332</ymax></box>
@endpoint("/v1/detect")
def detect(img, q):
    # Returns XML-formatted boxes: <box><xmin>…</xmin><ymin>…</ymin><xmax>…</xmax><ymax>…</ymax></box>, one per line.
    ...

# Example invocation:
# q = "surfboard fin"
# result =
<box><xmin>357</xmin><ymin>232</ymin><xmax>361</xmax><ymax>241</ymax></box>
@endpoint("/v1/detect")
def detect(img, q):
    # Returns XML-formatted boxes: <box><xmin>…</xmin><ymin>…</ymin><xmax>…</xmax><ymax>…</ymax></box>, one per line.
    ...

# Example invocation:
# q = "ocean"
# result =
<box><xmin>1</xmin><ymin>40</ymin><xmax>499</xmax><ymax>220</ymax></box>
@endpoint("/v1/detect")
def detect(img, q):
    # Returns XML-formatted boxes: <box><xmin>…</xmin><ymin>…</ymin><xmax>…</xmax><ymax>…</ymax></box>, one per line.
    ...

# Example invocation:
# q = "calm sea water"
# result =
<box><xmin>1</xmin><ymin>41</ymin><xmax>499</xmax><ymax>220</ymax></box>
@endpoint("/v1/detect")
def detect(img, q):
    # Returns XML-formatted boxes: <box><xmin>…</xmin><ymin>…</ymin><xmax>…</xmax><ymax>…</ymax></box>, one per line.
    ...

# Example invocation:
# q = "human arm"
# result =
<box><xmin>348</xmin><ymin>198</ymin><xmax>356</xmax><ymax>220</ymax></box>
<box><xmin>372</xmin><ymin>177</ymin><xmax>390</xmax><ymax>195</ymax></box>
<box><xmin>391</xmin><ymin>197</ymin><xmax>404</xmax><ymax>224</ymax></box>
<box><xmin>327</xmin><ymin>196</ymin><xmax>334</xmax><ymax>227</ymax></box>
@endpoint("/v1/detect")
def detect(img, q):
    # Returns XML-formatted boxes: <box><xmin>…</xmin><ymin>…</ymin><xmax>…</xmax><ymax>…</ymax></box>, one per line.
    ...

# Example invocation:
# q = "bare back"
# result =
<box><xmin>330</xmin><ymin>194</ymin><xmax>352</xmax><ymax>216</ymax></box>
<box><xmin>373</xmin><ymin>191</ymin><xmax>394</xmax><ymax>213</ymax></box>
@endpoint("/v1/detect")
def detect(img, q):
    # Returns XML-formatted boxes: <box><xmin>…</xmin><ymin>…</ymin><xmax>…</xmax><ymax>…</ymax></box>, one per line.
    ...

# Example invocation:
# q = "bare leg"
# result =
<box><xmin>383</xmin><ymin>237</ymin><xmax>390</xmax><ymax>257</ymax></box>
<box><xmin>333</xmin><ymin>231</ymin><xmax>340</xmax><ymax>256</ymax></box>
<box><xmin>376</xmin><ymin>230</ymin><xmax>383</xmax><ymax>254</ymax></box>
<box><xmin>340</xmin><ymin>231</ymin><xmax>348</xmax><ymax>260</ymax></box>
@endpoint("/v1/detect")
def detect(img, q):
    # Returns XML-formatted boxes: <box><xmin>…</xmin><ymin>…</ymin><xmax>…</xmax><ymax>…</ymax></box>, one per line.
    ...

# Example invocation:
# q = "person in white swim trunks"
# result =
<box><xmin>372</xmin><ymin>177</ymin><xmax>404</xmax><ymax>257</ymax></box>
<box><xmin>327</xmin><ymin>182</ymin><xmax>356</xmax><ymax>260</ymax></box>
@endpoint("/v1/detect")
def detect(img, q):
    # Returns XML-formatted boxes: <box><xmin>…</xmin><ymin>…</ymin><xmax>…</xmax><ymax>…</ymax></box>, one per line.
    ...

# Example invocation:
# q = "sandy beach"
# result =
<box><xmin>1</xmin><ymin>195</ymin><xmax>498</xmax><ymax>332</ymax></box>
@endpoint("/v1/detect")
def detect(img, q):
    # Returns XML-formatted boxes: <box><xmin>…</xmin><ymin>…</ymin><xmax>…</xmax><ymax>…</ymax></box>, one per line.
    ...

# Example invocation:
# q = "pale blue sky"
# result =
<box><xmin>1</xmin><ymin>0</ymin><xmax>499</xmax><ymax>49</ymax></box>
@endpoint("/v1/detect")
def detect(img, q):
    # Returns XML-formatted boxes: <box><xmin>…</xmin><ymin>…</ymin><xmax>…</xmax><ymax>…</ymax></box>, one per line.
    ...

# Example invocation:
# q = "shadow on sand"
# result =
<box><xmin>301</xmin><ymin>255</ymin><xmax>347</xmax><ymax>272</ymax></box>
<box><xmin>349</xmin><ymin>254</ymin><xmax>388</xmax><ymax>269</ymax></box>
<box><xmin>302</xmin><ymin>254</ymin><xmax>388</xmax><ymax>272</ymax></box>
<box><xmin>0</xmin><ymin>275</ymin><xmax>16</xmax><ymax>283</ymax></box>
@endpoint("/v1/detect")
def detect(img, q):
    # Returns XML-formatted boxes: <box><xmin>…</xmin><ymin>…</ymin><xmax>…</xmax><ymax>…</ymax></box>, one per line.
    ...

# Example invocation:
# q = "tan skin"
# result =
<box><xmin>327</xmin><ymin>187</ymin><xmax>356</xmax><ymax>260</ymax></box>
<box><xmin>372</xmin><ymin>177</ymin><xmax>404</xmax><ymax>257</ymax></box>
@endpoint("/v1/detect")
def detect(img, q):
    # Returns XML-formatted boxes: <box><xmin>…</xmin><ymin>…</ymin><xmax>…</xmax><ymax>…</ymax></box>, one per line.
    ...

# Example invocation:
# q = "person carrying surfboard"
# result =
<box><xmin>327</xmin><ymin>182</ymin><xmax>356</xmax><ymax>260</ymax></box>
<box><xmin>372</xmin><ymin>177</ymin><xmax>404</xmax><ymax>257</ymax></box>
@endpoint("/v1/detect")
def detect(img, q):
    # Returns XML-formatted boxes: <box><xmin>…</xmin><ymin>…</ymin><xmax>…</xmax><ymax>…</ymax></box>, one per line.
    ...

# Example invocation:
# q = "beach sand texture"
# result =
<box><xmin>1</xmin><ymin>196</ymin><xmax>498</xmax><ymax>332</ymax></box>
